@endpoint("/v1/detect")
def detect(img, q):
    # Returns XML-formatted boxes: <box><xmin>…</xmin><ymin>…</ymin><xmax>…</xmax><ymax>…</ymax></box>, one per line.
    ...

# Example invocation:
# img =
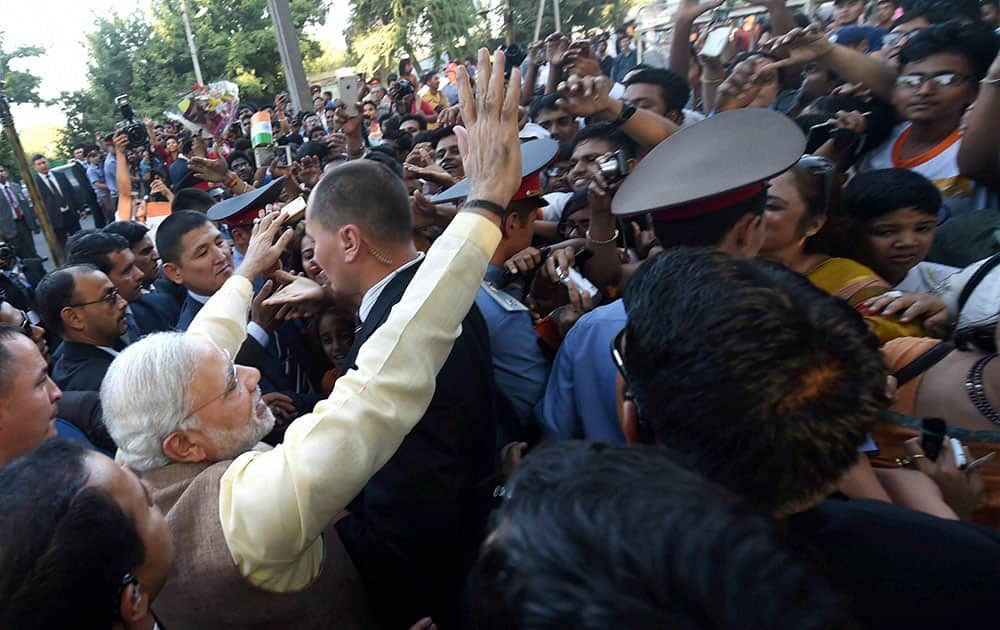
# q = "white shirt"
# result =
<box><xmin>857</xmin><ymin>123</ymin><xmax>997</xmax><ymax>223</ymax></box>
<box><xmin>938</xmin><ymin>256</ymin><xmax>1000</xmax><ymax>327</ymax></box>
<box><xmin>895</xmin><ymin>261</ymin><xmax>959</xmax><ymax>294</ymax></box>
<box><xmin>189</xmin><ymin>289</ymin><xmax>270</xmax><ymax>347</ymax></box>
<box><xmin>358</xmin><ymin>253</ymin><xmax>425</xmax><ymax>324</ymax></box>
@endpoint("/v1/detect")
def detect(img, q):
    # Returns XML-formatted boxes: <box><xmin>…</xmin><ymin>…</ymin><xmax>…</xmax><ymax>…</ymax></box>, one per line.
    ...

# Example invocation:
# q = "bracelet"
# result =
<box><xmin>702</xmin><ymin>77</ymin><xmax>724</xmax><ymax>84</ymax></box>
<box><xmin>609</xmin><ymin>101</ymin><xmax>637</xmax><ymax>130</ymax></box>
<box><xmin>224</xmin><ymin>173</ymin><xmax>240</xmax><ymax>189</ymax></box>
<box><xmin>586</xmin><ymin>228</ymin><xmax>619</xmax><ymax>244</ymax></box>
<box><xmin>461</xmin><ymin>199</ymin><xmax>507</xmax><ymax>217</ymax></box>
<box><xmin>981</xmin><ymin>77</ymin><xmax>1000</xmax><ymax>86</ymax></box>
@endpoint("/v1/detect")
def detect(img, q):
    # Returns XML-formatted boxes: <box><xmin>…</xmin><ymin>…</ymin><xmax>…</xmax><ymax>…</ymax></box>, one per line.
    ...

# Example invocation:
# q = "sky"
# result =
<box><xmin>2</xmin><ymin>0</ymin><xmax>350</xmax><ymax>134</ymax></box>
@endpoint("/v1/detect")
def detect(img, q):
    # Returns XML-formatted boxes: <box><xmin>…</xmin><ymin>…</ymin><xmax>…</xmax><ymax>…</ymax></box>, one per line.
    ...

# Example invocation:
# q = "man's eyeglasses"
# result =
<box><xmin>895</xmin><ymin>72</ymin><xmax>971</xmax><ymax>89</ymax></box>
<box><xmin>611</xmin><ymin>327</ymin><xmax>629</xmax><ymax>384</ymax></box>
<box><xmin>185</xmin><ymin>349</ymin><xmax>238</xmax><ymax>420</ymax></box>
<box><xmin>68</xmin><ymin>288</ymin><xmax>120</xmax><ymax>308</ymax></box>
<box><xmin>557</xmin><ymin>218</ymin><xmax>590</xmax><ymax>238</ymax></box>
<box><xmin>14</xmin><ymin>309</ymin><xmax>31</xmax><ymax>336</ymax></box>
<box><xmin>545</xmin><ymin>165</ymin><xmax>569</xmax><ymax>178</ymax></box>
<box><xmin>798</xmin><ymin>154</ymin><xmax>836</xmax><ymax>216</ymax></box>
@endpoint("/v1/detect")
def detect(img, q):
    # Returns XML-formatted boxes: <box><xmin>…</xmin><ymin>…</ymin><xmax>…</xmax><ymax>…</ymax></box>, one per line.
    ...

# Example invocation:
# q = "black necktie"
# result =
<box><xmin>47</xmin><ymin>175</ymin><xmax>66</xmax><ymax>207</ymax></box>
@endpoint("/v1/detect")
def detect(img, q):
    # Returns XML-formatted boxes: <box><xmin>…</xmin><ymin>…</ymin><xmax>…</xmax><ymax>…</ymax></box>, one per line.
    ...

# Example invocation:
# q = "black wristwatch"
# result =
<box><xmin>461</xmin><ymin>199</ymin><xmax>507</xmax><ymax>217</ymax></box>
<box><xmin>609</xmin><ymin>100</ymin><xmax>637</xmax><ymax>130</ymax></box>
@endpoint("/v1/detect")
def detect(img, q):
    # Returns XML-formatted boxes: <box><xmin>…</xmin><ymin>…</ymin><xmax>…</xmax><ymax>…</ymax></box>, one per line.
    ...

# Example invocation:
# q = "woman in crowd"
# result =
<box><xmin>759</xmin><ymin>154</ymin><xmax>930</xmax><ymax>341</ymax></box>
<box><xmin>878</xmin><ymin>323</ymin><xmax>1000</xmax><ymax>526</ymax></box>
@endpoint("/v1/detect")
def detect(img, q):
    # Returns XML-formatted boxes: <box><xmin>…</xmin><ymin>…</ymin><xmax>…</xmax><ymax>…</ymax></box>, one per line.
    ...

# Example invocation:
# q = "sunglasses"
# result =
<box><xmin>798</xmin><ymin>154</ymin><xmax>836</xmax><ymax>216</ymax></box>
<box><xmin>895</xmin><ymin>72</ymin><xmax>971</xmax><ymax>89</ymax></box>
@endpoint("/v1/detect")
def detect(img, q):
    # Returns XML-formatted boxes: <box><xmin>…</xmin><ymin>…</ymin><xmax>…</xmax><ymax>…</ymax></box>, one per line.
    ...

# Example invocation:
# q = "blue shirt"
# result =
<box><xmin>538</xmin><ymin>299</ymin><xmax>626</xmax><ymax>442</ymax></box>
<box><xmin>86</xmin><ymin>162</ymin><xmax>108</xmax><ymax>199</ymax></box>
<box><xmin>475</xmin><ymin>266</ymin><xmax>550</xmax><ymax>431</ymax></box>
<box><xmin>55</xmin><ymin>419</ymin><xmax>111</xmax><ymax>456</ymax></box>
<box><xmin>103</xmin><ymin>154</ymin><xmax>118</xmax><ymax>197</ymax></box>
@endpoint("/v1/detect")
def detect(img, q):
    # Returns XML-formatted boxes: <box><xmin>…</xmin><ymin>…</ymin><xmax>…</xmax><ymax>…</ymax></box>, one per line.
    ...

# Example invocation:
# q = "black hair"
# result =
<box><xmin>622</xmin><ymin>248</ymin><xmax>885</xmax><ymax>514</ymax></box>
<box><xmin>227</xmin><ymin>150</ymin><xmax>253</xmax><ymax>168</ymax></box>
<box><xmin>155</xmin><ymin>210</ymin><xmax>212</xmax><ymax>266</ymax></box>
<box><xmin>399</xmin><ymin>113</ymin><xmax>428</xmax><ymax>131</ymax></box>
<box><xmin>412</xmin><ymin>130</ymin><xmax>436</xmax><ymax>146</ymax></box>
<box><xmin>653</xmin><ymin>189</ymin><xmax>766</xmax><ymax>249</ymax></box>
<box><xmin>66</xmin><ymin>230</ymin><xmax>131</xmax><ymax>275</ymax></box>
<box><xmin>899</xmin><ymin>19</ymin><xmax>1000</xmax><ymax>80</ymax></box>
<box><xmin>398</xmin><ymin>58</ymin><xmax>412</xmax><ymax>76</ymax></box>
<box><xmin>430</xmin><ymin>126</ymin><xmax>456</xmax><ymax>149</ymax></box>
<box><xmin>896</xmin><ymin>0</ymin><xmax>983</xmax><ymax>25</ymax></box>
<box><xmin>104</xmin><ymin>221</ymin><xmax>150</xmax><ymax>248</ymax></box>
<box><xmin>473</xmin><ymin>441</ymin><xmax>855</xmax><ymax>630</ymax></box>
<box><xmin>0</xmin><ymin>439</ymin><xmax>146</xmax><ymax>629</ymax></box>
<box><xmin>309</xmin><ymin>160</ymin><xmax>412</xmax><ymax>245</ymax></box>
<box><xmin>171</xmin><ymin>187</ymin><xmax>216</xmax><ymax>214</ymax></box>
<box><xmin>420</xmin><ymin>70</ymin><xmax>436</xmax><ymax>84</ymax></box>
<box><xmin>35</xmin><ymin>265</ymin><xmax>99</xmax><ymax>337</ymax></box>
<box><xmin>31</xmin><ymin>154</ymin><xmax>45</xmax><ymax>163</ymax></box>
<box><xmin>529</xmin><ymin>93</ymin><xmax>563</xmax><ymax>121</ymax></box>
<box><xmin>623</xmin><ymin>67</ymin><xmax>691</xmax><ymax>114</ymax></box>
<box><xmin>569</xmin><ymin>122</ymin><xmax>639</xmax><ymax>161</ymax></box>
<box><xmin>364</xmin><ymin>149</ymin><xmax>405</xmax><ymax>179</ymax></box>
<box><xmin>843</xmin><ymin>168</ymin><xmax>942</xmax><ymax>221</ymax></box>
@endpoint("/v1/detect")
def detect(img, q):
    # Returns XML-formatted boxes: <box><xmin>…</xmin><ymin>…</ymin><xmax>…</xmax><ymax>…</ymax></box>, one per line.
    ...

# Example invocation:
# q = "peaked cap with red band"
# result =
<box><xmin>430</xmin><ymin>137</ymin><xmax>559</xmax><ymax>207</ymax></box>
<box><xmin>611</xmin><ymin>109</ymin><xmax>806</xmax><ymax>221</ymax></box>
<box><xmin>207</xmin><ymin>176</ymin><xmax>286</xmax><ymax>227</ymax></box>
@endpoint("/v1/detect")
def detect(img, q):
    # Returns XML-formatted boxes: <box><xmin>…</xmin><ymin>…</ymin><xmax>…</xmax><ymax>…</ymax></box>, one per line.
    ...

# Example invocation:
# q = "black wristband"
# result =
<box><xmin>461</xmin><ymin>199</ymin><xmax>507</xmax><ymax>217</ymax></box>
<box><xmin>609</xmin><ymin>100</ymin><xmax>637</xmax><ymax>130</ymax></box>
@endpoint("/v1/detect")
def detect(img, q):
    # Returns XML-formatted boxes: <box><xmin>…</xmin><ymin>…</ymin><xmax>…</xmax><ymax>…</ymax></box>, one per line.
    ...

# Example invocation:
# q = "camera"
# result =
<box><xmin>597</xmin><ymin>150</ymin><xmax>630</xmax><ymax>183</ymax></box>
<box><xmin>115</xmin><ymin>94</ymin><xmax>149</xmax><ymax>150</ymax></box>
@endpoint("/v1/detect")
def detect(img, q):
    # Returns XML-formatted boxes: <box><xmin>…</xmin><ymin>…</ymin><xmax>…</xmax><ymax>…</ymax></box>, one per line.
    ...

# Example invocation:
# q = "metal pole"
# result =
<box><xmin>0</xmin><ymin>85</ymin><xmax>63</xmax><ymax>266</ymax></box>
<box><xmin>267</xmin><ymin>0</ymin><xmax>313</xmax><ymax>112</ymax></box>
<box><xmin>504</xmin><ymin>0</ymin><xmax>514</xmax><ymax>46</ymax></box>
<box><xmin>533</xmin><ymin>0</ymin><xmax>546</xmax><ymax>41</ymax></box>
<box><xmin>552</xmin><ymin>0</ymin><xmax>561</xmax><ymax>34</ymax></box>
<box><xmin>179</xmin><ymin>0</ymin><xmax>205</xmax><ymax>86</ymax></box>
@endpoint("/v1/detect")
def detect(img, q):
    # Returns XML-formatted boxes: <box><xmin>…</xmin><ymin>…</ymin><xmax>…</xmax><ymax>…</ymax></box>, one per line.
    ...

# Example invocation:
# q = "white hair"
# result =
<box><xmin>101</xmin><ymin>332</ymin><xmax>202</xmax><ymax>471</ymax></box>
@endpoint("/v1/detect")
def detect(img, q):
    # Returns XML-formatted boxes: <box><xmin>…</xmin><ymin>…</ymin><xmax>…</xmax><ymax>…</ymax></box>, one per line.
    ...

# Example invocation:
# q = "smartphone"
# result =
<box><xmin>339</xmin><ymin>76</ymin><xmax>362</xmax><ymax>117</ymax></box>
<box><xmin>276</xmin><ymin>145</ymin><xmax>293</xmax><ymax>168</ymax></box>
<box><xmin>920</xmin><ymin>417</ymin><xmax>948</xmax><ymax>461</ymax></box>
<box><xmin>564</xmin><ymin>267</ymin><xmax>600</xmax><ymax>300</ymax></box>
<box><xmin>281</xmin><ymin>196</ymin><xmax>307</xmax><ymax>224</ymax></box>
<box><xmin>701</xmin><ymin>27</ymin><xmax>734</xmax><ymax>59</ymax></box>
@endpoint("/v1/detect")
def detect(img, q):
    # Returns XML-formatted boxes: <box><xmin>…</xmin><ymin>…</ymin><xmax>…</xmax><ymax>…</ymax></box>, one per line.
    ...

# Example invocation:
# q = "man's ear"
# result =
<box><xmin>60</xmin><ymin>306</ymin><xmax>84</xmax><ymax>333</ymax></box>
<box><xmin>118</xmin><ymin>580</ymin><xmax>149</xmax><ymax>627</ymax></box>
<box><xmin>621</xmin><ymin>400</ymin><xmax>641</xmax><ymax>445</ymax></box>
<box><xmin>161</xmin><ymin>261</ymin><xmax>184</xmax><ymax>285</ymax></box>
<box><xmin>501</xmin><ymin>211</ymin><xmax>519</xmax><ymax>235</ymax></box>
<box><xmin>340</xmin><ymin>224</ymin><xmax>363</xmax><ymax>263</ymax></box>
<box><xmin>162</xmin><ymin>431</ymin><xmax>211</xmax><ymax>464</ymax></box>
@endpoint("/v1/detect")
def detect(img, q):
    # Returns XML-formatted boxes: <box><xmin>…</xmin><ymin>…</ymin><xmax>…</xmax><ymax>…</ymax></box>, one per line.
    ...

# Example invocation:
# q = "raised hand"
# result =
<box><xmin>297</xmin><ymin>155</ymin><xmax>324</xmax><ymax>190</ymax></box>
<box><xmin>556</xmin><ymin>73</ymin><xmax>615</xmax><ymax>118</ymax></box>
<box><xmin>237</xmin><ymin>212</ymin><xmax>296</xmax><ymax>281</ymax></box>
<box><xmin>545</xmin><ymin>33</ymin><xmax>570</xmax><ymax>67</ymax></box>
<box><xmin>188</xmin><ymin>155</ymin><xmax>229</xmax><ymax>183</ymax></box>
<box><xmin>764</xmin><ymin>25</ymin><xmax>835</xmax><ymax>73</ymax></box>
<box><xmin>453</xmin><ymin>48</ymin><xmax>523</xmax><ymax>211</ymax></box>
<box><xmin>676</xmin><ymin>0</ymin><xmax>726</xmax><ymax>23</ymax></box>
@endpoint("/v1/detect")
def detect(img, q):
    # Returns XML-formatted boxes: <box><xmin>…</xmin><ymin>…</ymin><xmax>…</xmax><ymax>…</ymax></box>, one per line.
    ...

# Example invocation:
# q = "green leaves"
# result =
<box><xmin>57</xmin><ymin>0</ymin><xmax>329</xmax><ymax>154</ymax></box>
<box><xmin>0</xmin><ymin>35</ymin><xmax>45</xmax><ymax>105</ymax></box>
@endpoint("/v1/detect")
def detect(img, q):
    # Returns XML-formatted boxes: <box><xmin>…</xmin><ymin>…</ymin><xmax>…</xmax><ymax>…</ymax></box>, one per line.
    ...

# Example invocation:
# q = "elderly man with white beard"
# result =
<box><xmin>98</xmin><ymin>47</ymin><xmax>524</xmax><ymax>630</ymax></box>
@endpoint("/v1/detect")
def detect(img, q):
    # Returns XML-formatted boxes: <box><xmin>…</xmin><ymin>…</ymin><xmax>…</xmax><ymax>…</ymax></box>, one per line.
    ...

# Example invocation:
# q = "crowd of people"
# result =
<box><xmin>2</xmin><ymin>0</ymin><xmax>1000</xmax><ymax>627</ymax></box>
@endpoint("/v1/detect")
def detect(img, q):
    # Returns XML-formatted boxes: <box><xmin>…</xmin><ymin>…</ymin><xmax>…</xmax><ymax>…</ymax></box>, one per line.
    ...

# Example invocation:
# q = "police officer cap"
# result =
<box><xmin>611</xmin><ymin>109</ymin><xmax>805</xmax><ymax>221</ymax></box>
<box><xmin>430</xmin><ymin>137</ymin><xmax>559</xmax><ymax>206</ymax></box>
<box><xmin>207</xmin><ymin>176</ymin><xmax>286</xmax><ymax>227</ymax></box>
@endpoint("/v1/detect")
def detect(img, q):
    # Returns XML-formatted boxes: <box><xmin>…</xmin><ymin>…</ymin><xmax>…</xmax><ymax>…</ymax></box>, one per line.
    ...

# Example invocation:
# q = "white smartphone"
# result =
<box><xmin>564</xmin><ymin>267</ymin><xmax>600</xmax><ymax>300</ymax></box>
<box><xmin>338</xmin><ymin>76</ymin><xmax>361</xmax><ymax>117</ymax></box>
<box><xmin>702</xmin><ymin>27</ymin><xmax>734</xmax><ymax>60</ymax></box>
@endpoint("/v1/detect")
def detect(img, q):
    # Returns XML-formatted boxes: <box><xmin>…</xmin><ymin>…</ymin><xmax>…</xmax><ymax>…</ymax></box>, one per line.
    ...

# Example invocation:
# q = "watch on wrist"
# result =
<box><xmin>609</xmin><ymin>100</ymin><xmax>637</xmax><ymax>130</ymax></box>
<box><xmin>461</xmin><ymin>199</ymin><xmax>507</xmax><ymax>217</ymax></box>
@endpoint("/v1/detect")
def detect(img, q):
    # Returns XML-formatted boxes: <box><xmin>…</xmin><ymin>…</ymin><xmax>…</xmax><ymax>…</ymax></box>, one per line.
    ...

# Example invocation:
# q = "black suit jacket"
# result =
<box><xmin>336</xmin><ymin>261</ymin><xmax>498</xmax><ymax>630</ymax></box>
<box><xmin>131</xmin><ymin>293</ymin><xmax>176</xmax><ymax>335</ymax></box>
<box><xmin>32</xmin><ymin>171</ymin><xmax>80</xmax><ymax>232</ymax></box>
<box><xmin>52</xmin><ymin>340</ymin><xmax>119</xmax><ymax>391</ymax></box>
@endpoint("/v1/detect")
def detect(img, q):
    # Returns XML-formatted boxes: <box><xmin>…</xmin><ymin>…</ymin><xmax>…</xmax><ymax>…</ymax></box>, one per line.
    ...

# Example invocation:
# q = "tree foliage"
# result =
<box><xmin>57</xmin><ymin>0</ymin><xmax>328</xmax><ymax>154</ymax></box>
<box><xmin>1</xmin><ymin>36</ymin><xmax>46</xmax><ymax>179</ymax></box>
<box><xmin>509</xmin><ymin>0</ymin><xmax>635</xmax><ymax>41</ymax></box>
